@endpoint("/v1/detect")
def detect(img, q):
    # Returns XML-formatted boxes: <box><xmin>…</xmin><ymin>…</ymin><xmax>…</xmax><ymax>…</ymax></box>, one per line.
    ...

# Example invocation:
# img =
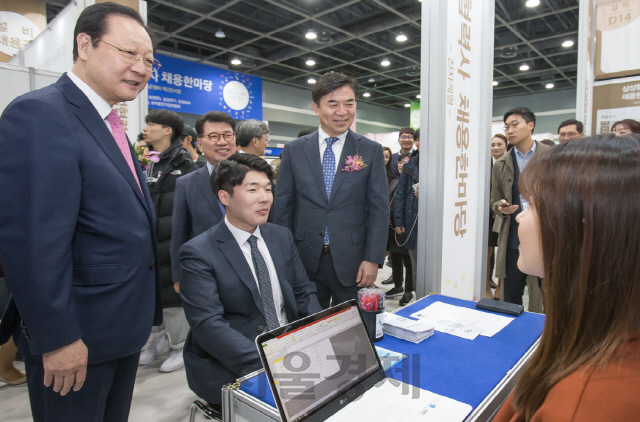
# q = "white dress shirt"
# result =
<box><xmin>207</xmin><ymin>161</ymin><xmax>215</xmax><ymax>175</ymax></box>
<box><xmin>67</xmin><ymin>71</ymin><xmax>114</xmax><ymax>134</ymax></box>
<box><xmin>224</xmin><ymin>217</ymin><xmax>288</xmax><ymax>326</ymax></box>
<box><xmin>318</xmin><ymin>126</ymin><xmax>348</xmax><ymax>174</ymax></box>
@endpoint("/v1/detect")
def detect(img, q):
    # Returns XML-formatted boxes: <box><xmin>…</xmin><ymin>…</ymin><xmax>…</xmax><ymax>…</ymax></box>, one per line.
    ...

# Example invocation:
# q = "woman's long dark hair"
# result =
<box><xmin>382</xmin><ymin>146</ymin><xmax>395</xmax><ymax>183</ymax></box>
<box><xmin>513</xmin><ymin>134</ymin><xmax>640</xmax><ymax>420</ymax></box>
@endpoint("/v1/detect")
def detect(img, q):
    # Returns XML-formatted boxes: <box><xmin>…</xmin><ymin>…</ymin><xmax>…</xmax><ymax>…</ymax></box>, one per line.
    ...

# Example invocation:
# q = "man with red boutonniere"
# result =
<box><xmin>275</xmin><ymin>71</ymin><xmax>389</xmax><ymax>309</ymax></box>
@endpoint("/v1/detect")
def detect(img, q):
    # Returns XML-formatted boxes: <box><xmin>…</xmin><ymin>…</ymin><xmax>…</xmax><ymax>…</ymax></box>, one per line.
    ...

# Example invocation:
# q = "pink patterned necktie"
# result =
<box><xmin>106</xmin><ymin>109</ymin><xmax>142</xmax><ymax>193</ymax></box>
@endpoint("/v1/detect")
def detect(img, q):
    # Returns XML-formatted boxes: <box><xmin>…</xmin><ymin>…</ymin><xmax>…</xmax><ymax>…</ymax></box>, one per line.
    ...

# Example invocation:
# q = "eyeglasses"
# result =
<box><xmin>503</xmin><ymin>122</ymin><xmax>522</xmax><ymax>132</ymax></box>
<box><xmin>399</xmin><ymin>135</ymin><xmax>414</xmax><ymax>140</ymax></box>
<box><xmin>97</xmin><ymin>39</ymin><xmax>161</xmax><ymax>70</ymax></box>
<box><xmin>202</xmin><ymin>132</ymin><xmax>236</xmax><ymax>142</ymax></box>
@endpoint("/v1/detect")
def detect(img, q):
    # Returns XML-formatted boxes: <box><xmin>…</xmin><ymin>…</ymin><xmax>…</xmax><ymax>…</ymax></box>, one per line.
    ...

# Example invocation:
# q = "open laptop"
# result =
<box><xmin>256</xmin><ymin>300</ymin><xmax>472</xmax><ymax>422</ymax></box>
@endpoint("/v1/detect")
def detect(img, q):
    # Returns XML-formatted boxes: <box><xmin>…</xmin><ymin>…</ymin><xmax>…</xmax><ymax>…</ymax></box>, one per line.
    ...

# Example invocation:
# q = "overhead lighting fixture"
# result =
<box><xmin>231</xmin><ymin>58</ymin><xmax>242</xmax><ymax>65</ymax></box>
<box><xmin>305</xmin><ymin>29</ymin><xmax>317</xmax><ymax>40</ymax></box>
<box><xmin>492</xmin><ymin>81</ymin><xmax>499</xmax><ymax>86</ymax></box>
<box><xmin>525</xmin><ymin>0</ymin><xmax>540</xmax><ymax>7</ymax></box>
<box><xmin>562</xmin><ymin>40</ymin><xmax>574</xmax><ymax>48</ymax></box>
<box><xmin>416</xmin><ymin>94</ymin><xmax>421</xmax><ymax>99</ymax></box>
<box><xmin>546</xmin><ymin>83</ymin><xmax>554</xmax><ymax>89</ymax></box>
<box><xmin>404</xmin><ymin>103</ymin><xmax>411</xmax><ymax>107</ymax></box>
<box><xmin>308</xmin><ymin>78</ymin><xmax>316</xmax><ymax>84</ymax></box>
<box><xmin>381</xmin><ymin>58</ymin><xmax>391</xmax><ymax>66</ymax></box>
<box><xmin>215</xmin><ymin>28</ymin><xmax>225</xmax><ymax>38</ymax></box>
<box><xmin>368</xmin><ymin>77</ymin><xmax>375</xmax><ymax>83</ymax></box>
<box><xmin>396</xmin><ymin>33</ymin><xmax>408</xmax><ymax>42</ymax></box>
<box><xmin>306</xmin><ymin>59</ymin><xmax>315</xmax><ymax>66</ymax></box>
<box><xmin>519</xmin><ymin>64</ymin><xmax>530</xmax><ymax>71</ymax></box>
<box><xmin>363</xmin><ymin>92</ymin><xmax>371</xmax><ymax>97</ymax></box>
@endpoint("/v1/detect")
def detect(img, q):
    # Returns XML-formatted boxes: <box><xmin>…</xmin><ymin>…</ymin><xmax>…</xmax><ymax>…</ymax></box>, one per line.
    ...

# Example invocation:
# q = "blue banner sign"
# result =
<box><xmin>147</xmin><ymin>54</ymin><xmax>262</xmax><ymax>120</ymax></box>
<box><xmin>264</xmin><ymin>147</ymin><xmax>283</xmax><ymax>157</ymax></box>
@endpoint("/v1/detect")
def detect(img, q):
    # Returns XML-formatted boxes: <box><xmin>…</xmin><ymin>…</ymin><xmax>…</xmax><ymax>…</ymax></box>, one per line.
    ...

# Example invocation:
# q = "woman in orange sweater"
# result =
<box><xmin>493</xmin><ymin>134</ymin><xmax>640</xmax><ymax>422</ymax></box>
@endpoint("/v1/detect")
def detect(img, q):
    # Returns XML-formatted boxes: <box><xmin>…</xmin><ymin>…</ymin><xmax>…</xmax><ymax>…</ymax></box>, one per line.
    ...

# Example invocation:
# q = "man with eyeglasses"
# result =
<box><xmin>490</xmin><ymin>107</ymin><xmax>549</xmax><ymax>310</ymax></box>
<box><xmin>171</xmin><ymin>111</ymin><xmax>237</xmax><ymax>300</ymax></box>
<box><xmin>0</xmin><ymin>3</ymin><xmax>161</xmax><ymax>421</ymax></box>
<box><xmin>391</xmin><ymin>126</ymin><xmax>416</xmax><ymax>178</ymax></box>
<box><xmin>557</xmin><ymin>119</ymin><xmax>584</xmax><ymax>143</ymax></box>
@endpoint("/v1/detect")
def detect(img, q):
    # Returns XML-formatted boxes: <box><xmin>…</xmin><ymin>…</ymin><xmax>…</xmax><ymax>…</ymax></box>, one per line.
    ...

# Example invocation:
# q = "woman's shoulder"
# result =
<box><xmin>535</xmin><ymin>340</ymin><xmax>640</xmax><ymax>422</ymax></box>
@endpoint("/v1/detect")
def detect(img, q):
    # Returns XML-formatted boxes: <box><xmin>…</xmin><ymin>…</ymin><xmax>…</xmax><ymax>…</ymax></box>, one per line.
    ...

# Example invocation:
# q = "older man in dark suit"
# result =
<box><xmin>274</xmin><ymin>72</ymin><xmax>389</xmax><ymax>309</ymax></box>
<box><xmin>0</xmin><ymin>4</ymin><xmax>160</xmax><ymax>421</ymax></box>
<box><xmin>179</xmin><ymin>153</ymin><xmax>321</xmax><ymax>408</ymax></box>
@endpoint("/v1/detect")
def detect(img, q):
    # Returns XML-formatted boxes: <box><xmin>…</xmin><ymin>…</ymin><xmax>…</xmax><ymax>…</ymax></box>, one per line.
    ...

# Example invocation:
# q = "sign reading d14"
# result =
<box><xmin>147</xmin><ymin>54</ymin><xmax>262</xmax><ymax>120</ymax></box>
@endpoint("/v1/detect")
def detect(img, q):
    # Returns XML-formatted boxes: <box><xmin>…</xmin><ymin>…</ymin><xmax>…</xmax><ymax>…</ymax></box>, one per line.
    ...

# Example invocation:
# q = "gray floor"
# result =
<box><xmin>0</xmin><ymin>266</ymin><xmax>405</xmax><ymax>422</ymax></box>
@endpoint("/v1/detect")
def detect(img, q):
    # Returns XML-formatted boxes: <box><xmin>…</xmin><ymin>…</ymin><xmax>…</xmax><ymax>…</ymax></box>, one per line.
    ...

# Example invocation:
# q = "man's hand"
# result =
<box><xmin>395</xmin><ymin>227</ymin><xmax>405</xmax><ymax>234</ymax></box>
<box><xmin>42</xmin><ymin>339</ymin><xmax>88</xmax><ymax>396</ymax></box>
<box><xmin>174</xmin><ymin>282</ymin><xmax>180</xmax><ymax>293</ymax></box>
<box><xmin>356</xmin><ymin>261</ymin><xmax>378</xmax><ymax>287</ymax></box>
<box><xmin>498</xmin><ymin>199</ymin><xmax>519</xmax><ymax>215</ymax></box>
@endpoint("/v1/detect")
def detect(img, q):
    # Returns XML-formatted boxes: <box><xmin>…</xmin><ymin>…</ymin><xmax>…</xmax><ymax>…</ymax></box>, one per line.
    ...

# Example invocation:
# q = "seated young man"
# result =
<box><xmin>179</xmin><ymin>153</ymin><xmax>322</xmax><ymax>408</ymax></box>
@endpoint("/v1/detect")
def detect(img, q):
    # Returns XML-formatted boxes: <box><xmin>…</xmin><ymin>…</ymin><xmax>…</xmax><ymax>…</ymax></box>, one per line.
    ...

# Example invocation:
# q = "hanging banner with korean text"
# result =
<box><xmin>148</xmin><ymin>54</ymin><xmax>262</xmax><ymax>120</ymax></box>
<box><xmin>440</xmin><ymin>0</ymin><xmax>483</xmax><ymax>300</ymax></box>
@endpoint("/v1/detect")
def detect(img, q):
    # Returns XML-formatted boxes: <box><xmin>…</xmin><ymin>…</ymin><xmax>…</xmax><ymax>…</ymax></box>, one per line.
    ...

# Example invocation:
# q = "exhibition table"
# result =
<box><xmin>221</xmin><ymin>294</ymin><xmax>545</xmax><ymax>422</ymax></box>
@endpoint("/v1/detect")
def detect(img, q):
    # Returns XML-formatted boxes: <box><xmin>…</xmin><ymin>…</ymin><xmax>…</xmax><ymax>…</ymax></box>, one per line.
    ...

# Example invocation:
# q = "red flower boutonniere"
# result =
<box><xmin>342</xmin><ymin>153</ymin><xmax>368</xmax><ymax>172</ymax></box>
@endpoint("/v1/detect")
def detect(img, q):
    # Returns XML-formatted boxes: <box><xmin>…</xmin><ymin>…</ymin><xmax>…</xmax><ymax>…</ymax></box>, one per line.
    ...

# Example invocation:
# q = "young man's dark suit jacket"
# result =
<box><xmin>170</xmin><ymin>165</ymin><xmax>224</xmax><ymax>284</ymax></box>
<box><xmin>0</xmin><ymin>74</ymin><xmax>161</xmax><ymax>365</ymax></box>
<box><xmin>274</xmin><ymin>129</ymin><xmax>390</xmax><ymax>286</ymax></box>
<box><xmin>179</xmin><ymin>220</ymin><xmax>322</xmax><ymax>404</ymax></box>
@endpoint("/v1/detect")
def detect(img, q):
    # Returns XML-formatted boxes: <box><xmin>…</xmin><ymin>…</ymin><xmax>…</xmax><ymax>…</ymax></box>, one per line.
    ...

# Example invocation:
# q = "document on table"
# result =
<box><xmin>410</xmin><ymin>301</ymin><xmax>514</xmax><ymax>339</ymax></box>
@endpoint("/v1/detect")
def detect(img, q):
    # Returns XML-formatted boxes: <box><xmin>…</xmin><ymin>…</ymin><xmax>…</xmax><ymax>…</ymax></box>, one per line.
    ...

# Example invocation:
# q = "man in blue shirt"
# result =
<box><xmin>490</xmin><ymin>107</ymin><xmax>549</xmax><ymax>307</ymax></box>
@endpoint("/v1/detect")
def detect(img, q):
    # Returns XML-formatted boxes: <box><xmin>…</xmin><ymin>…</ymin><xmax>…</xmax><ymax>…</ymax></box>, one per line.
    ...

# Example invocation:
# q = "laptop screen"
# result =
<box><xmin>259</xmin><ymin>304</ymin><xmax>380</xmax><ymax>422</ymax></box>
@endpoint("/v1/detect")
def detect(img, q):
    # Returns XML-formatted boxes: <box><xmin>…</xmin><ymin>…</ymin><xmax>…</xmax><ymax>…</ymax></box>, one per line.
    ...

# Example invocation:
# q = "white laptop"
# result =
<box><xmin>255</xmin><ymin>300</ymin><xmax>472</xmax><ymax>422</ymax></box>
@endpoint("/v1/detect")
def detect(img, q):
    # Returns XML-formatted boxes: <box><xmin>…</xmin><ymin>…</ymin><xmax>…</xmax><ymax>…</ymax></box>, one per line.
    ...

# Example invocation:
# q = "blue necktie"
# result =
<box><xmin>322</xmin><ymin>137</ymin><xmax>339</xmax><ymax>243</ymax></box>
<box><xmin>248</xmin><ymin>235</ymin><xmax>280</xmax><ymax>331</ymax></box>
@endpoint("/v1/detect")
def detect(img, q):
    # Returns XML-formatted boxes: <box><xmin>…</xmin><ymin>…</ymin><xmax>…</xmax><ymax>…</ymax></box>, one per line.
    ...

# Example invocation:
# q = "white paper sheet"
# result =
<box><xmin>410</xmin><ymin>301</ymin><xmax>514</xmax><ymax>338</ymax></box>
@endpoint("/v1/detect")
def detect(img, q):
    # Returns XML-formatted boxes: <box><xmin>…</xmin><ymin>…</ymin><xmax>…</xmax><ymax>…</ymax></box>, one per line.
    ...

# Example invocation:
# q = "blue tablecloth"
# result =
<box><xmin>239</xmin><ymin>294</ymin><xmax>545</xmax><ymax>410</ymax></box>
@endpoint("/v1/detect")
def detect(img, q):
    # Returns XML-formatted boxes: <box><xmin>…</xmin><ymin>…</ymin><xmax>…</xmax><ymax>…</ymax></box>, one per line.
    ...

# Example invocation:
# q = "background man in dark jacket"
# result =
<box><xmin>394</xmin><ymin>129</ymin><xmax>420</xmax><ymax>306</ymax></box>
<box><xmin>140</xmin><ymin>109</ymin><xmax>198</xmax><ymax>372</ymax></box>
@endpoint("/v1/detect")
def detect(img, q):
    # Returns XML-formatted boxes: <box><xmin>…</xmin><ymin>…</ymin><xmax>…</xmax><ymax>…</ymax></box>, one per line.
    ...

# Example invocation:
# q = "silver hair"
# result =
<box><xmin>236</xmin><ymin>119</ymin><xmax>269</xmax><ymax>147</ymax></box>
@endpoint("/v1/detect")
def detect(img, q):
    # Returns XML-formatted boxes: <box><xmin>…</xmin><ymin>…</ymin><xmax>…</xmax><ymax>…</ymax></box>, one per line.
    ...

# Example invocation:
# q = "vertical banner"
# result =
<box><xmin>439</xmin><ymin>0</ymin><xmax>483</xmax><ymax>299</ymax></box>
<box><xmin>419</xmin><ymin>0</ymin><xmax>493</xmax><ymax>300</ymax></box>
<box><xmin>595</xmin><ymin>0</ymin><xmax>640</xmax><ymax>80</ymax></box>
<box><xmin>0</xmin><ymin>0</ymin><xmax>46</xmax><ymax>62</ymax></box>
<box><xmin>576</xmin><ymin>0</ymin><xmax>596</xmax><ymax>135</ymax></box>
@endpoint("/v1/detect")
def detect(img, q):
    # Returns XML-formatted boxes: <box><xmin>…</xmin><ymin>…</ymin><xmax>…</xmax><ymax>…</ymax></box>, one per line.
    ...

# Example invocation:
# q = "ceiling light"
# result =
<box><xmin>525</xmin><ymin>0</ymin><xmax>540</xmax><ymax>7</ymax></box>
<box><xmin>416</xmin><ymin>94</ymin><xmax>421</xmax><ymax>99</ymax></box>
<box><xmin>562</xmin><ymin>40</ymin><xmax>574</xmax><ymax>48</ymax></box>
<box><xmin>381</xmin><ymin>58</ymin><xmax>390</xmax><ymax>66</ymax></box>
<box><xmin>492</xmin><ymin>81</ymin><xmax>499</xmax><ymax>86</ymax></box>
<box><xmin>368</xmin><ymin>77</ymin><xmax>375</xmax><ymax>82</ymax></box>
<box><xmin>404</xmin><ymin>103</ymin><xmax>411</xmax><ymax>107</ymax></box>
<box><xmin>308</xmin><ymin>78</ymin><xmax>316</xmax><ymax>84</ymax></box>
<box><xmin>363</xmin><ymin>92</ymin><xmax>371</xmax><ymax>97</ymax></box>
<box><xmin>305</xmin><ymin>29</ymin><xmax>317</xmax><ymax>40</ymax></box>
<box><xmin>215</xmin><ymin>28</ymin><xmax>225</xmax><ymax>38</ymax></box>
<box><xmin>396</xmin><ymin>33</ymin><xmax>408</xmax><ymax>42</ymax></box>
<box><xmin>306</xmin><ymin>59</ymin><xmax>315</xmax><ymax>66</ymax></box>
<box><xmin>546</xmin><ymin>83</ymin><xmax>554</xmax><ymax>89</ymax></box>
<box><xmin>519</xmin><ymin>64</ymin><xmax>530</xmax><ymax>71</ymax></box>
<box><xmin>231</xmin><ymin>58</ymin><xmax>241</xmax><ymax>65</ymax></box>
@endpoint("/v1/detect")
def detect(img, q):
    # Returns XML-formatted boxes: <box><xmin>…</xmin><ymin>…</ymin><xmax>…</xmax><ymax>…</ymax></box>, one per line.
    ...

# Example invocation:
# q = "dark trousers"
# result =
<box><xmin>390</xmin><ymin>253</ymin><xmax>413</xmax><ymax>291</ymax></box>
<box><xmin>504</xmin><ymin>249</ymin><xmax>542</xmax><ymax>306</ymax></box>
<box><xmin>25</xmin><ymin>352</ymin><xmax>140</xmax><ymax>422</ymax></box>
<box><xmin>313</xmin><ymin>252</ymin><xmax>359</xmax><ymax>309</ymax></box>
